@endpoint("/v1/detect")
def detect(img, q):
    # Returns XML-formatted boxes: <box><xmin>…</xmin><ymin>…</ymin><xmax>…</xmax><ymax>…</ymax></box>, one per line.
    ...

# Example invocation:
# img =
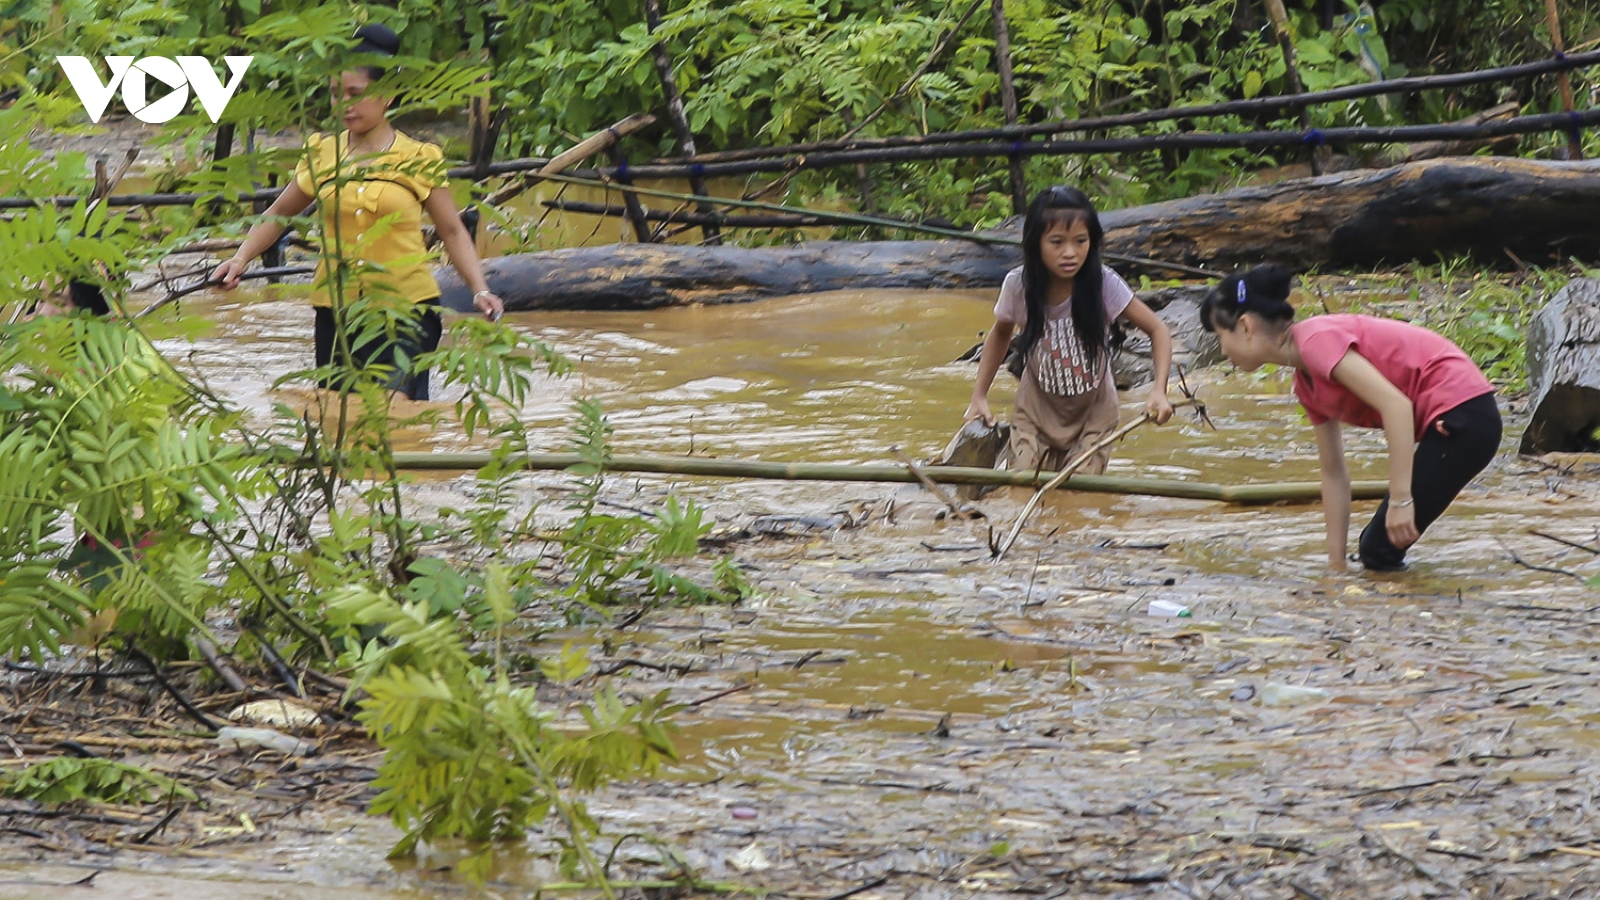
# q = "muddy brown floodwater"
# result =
<box><xmin>4</xmin><ymin>284</ymin><xmax>1600</xmax><ymax>899</ymax></box>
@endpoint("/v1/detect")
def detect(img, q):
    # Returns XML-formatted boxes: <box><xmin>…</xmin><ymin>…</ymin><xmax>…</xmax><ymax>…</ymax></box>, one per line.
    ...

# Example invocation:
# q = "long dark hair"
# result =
<box><xmin>1016</xmin><ymin>185</ymin><xmax>1109</xmax><ymax>372</ymax></box>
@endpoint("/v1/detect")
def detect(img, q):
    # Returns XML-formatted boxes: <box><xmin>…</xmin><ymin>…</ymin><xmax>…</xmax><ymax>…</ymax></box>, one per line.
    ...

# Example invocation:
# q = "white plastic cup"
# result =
<box><xmin>1147</xmin><ymin>599</ymin><xmax>1191</xmax><ymax>618</ymax></box>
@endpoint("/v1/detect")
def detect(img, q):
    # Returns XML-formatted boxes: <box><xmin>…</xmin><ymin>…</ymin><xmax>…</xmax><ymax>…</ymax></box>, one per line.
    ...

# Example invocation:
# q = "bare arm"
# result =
<box><xmin>1117</xmin><ymin>297</ymin><xmax>1173</xmax><ymax>423</ymax></box>
<box><xmin>1328</xmin><ymin>349</ymin><xmax>1420</xmax><ymax>549</ymax></box>
<box><xmin>424</xmin><ymin>188</ymin><xmax>503</xmax><ymax>321</ymax></box>
<box><xmin>209</xmin><ymin>182</ymin><xmax>315</xmax><ymax>289</ymax></box>
<box><xmin>1313</xmin><ymin>418</ymin><xmax>1350</xmax><ymax>570</ymax></box>
<box><xmin>964</xmin><ymin>319</ymin><xmax>1015</xmax><ymax>425</ymax></box>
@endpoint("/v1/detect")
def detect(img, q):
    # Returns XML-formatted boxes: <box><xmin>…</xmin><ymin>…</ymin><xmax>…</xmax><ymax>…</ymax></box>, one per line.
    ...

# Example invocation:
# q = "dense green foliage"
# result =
<box><xmin>0</xmin><ymin>11</ymin><xmax>752</xmax><ymax>886</ymax></box>
<box><xmin>4</xmin><ymin>1</ymin><xmax>1597</xmax><ymax>229</ymax></box>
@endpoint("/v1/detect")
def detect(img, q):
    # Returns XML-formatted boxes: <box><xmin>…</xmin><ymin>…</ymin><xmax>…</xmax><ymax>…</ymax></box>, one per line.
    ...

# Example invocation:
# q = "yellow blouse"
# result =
<box><xmin>293</xmin><ymin>130</ymin><xmax>448</xmax><ymax>308</ymax></box>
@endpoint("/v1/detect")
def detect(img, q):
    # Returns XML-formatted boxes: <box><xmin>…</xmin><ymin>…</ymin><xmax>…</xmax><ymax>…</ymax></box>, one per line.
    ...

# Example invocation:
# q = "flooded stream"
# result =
<box><xmin>5</xmin><ymin>284</ymin><xmax>1599</xmax><ymax>898</ymax></box>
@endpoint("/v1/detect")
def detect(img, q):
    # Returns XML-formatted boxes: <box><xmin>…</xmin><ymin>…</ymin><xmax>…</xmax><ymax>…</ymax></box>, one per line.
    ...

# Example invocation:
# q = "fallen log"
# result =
<box><xmin>1520</xmin><ymin>279</ymin><xmax>1600</xmax><ymax>454</ymax></box>
<box><xmin>438</xmin><ymin>240</ymin><xmax>1019</xmax><ymax>310</ymax></box>
<box><xmin>442</xmin><ymin>158</ymin><xmax>1600</xmax><ymax>311</ymax></box>
<box><xmin>1098</xmin><ymin>156</ymin><xmax>1600</xmax><ymax>271</ymax></box>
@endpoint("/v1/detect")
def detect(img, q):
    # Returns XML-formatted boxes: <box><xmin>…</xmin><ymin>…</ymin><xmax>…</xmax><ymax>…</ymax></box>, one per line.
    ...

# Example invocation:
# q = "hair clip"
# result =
<box><xmin>1236</xmin><ymin>281</ymin><xmax>1248</xmax><ymax>305</ymax></box>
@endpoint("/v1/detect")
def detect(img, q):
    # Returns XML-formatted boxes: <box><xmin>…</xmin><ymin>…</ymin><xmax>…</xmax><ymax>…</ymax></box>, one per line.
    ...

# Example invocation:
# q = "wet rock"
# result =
<box><xmin>1230</xmin><ymin>684</ymin><xmax>1257</xmax><ymax>702</ymax></box>
<box><xmin>932</xmin><ymin>418</ymin><xmax>1010</xmax><ymax>469</ymax></box>
<box><xmin>749</xmin><ymin>513</ymin><xmax>851</xmax><ymax>536</ymax></box>
<box><xmin>929</xmin><ymin>419</ymin><xmax>1010</xmax><ymax>500</ymax></box>
<box><xmin>227</xmin><ymin>699</ymin><xmax>321</xmax><ymax>732</ymax></box>
<box><xmin>1520</xmin><ymin>278</ymin><xmax>1600</xmax><ymax>454</ymax></box>
<box><xmin>1113</xmin><ymin>293</ymin><xmax>1225</xmax><ymax>390</ymax></box>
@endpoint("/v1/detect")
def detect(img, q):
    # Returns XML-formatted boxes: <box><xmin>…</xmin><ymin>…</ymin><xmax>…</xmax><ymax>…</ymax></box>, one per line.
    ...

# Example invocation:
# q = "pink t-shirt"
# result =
<box><xmin>1292</xmin><ymin>314</ymin><xmax>1494</xmax><ymax>441</ymax></box>
<box><xmin>994</xmin><ymin>265</ymin><xmax>1134</xmax><ymax>395</ymax></box>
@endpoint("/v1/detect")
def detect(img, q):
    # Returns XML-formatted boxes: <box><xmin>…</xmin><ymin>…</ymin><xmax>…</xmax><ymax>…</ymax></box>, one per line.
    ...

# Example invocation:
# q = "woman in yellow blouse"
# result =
<box><xmin>211</xmin><ymin>24</ymin><xmax>503</xmax><ymax>400</ymax></box>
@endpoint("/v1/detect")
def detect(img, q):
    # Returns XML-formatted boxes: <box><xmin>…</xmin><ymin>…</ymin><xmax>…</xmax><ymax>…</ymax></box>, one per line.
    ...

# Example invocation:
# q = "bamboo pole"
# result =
<box><xmin>678</xmin><ymin>50</ymin><xmax>1600</xmax><ymax>163</ymax></box>
<box><xmin>483</xmin><ymin>113</ymin><xmax>657</xmax><ymax>207</ymax></box>
<box><xmin>1543</xmin><ymin>0</ymin><xmax>1584</xmax><ymax>160</ymax></box>
<box><xmin>642</xmin><ymin>0</ymin><xmax>720</xmax><ymax>245</ymax></box>
<box><xmin>376</xmin><ymin>450</ymin><xmax>1388</xmax><ymax>505</ymax></box>
<box><xmin>601</xmin><ymin>107</ymin><xmax>1600</xmax><ymax>178</ymax></box>
<box><xmin>990</xmin><ymin>0</ymin><xmax>1028</xmax><ymax>214</ymax></box>
<box><xmin>1262</xmin><ymin>0</ymin><xmax>1322</xmax><ymax>175</ymax></box>
<box><xmin>543</xmin><ymin>199</ymin><xmax>814</xmax><ymax>229</ymax></box>
<box><xmin>7</xmin><ymin>54</ymin><xmax>1600</xmax><ymax>211</ymax></box>
<box><xmin>543</xmin><ymin>197</ymin><xmax>936</xmax><ymax>231</ymax></box>
<box><xmin>514</xmin><ymin>108</ymin><xmax>1600</xmax><ymax>182</ymax></box>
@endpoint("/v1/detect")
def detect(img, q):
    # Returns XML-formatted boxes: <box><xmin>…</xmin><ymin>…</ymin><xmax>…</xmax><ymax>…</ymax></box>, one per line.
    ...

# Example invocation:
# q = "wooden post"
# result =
<box><xmin>608</xmin><ymin>145</ymin><xmax>654</xmax><ymax>243</ymax></box>
<box><xmin>1262</xmin><ymin>0</ymin><xmax>1323</xmax><ymax>176</ymax></box>
<box><xmin>212</xmin><ymin>123</ymin><xmax>235</xmax><ymax>166</ymax></box>
<box><xmin>836</xmin><ymin>110</ymin><xmax>876</xmax><ymax>216</ymax></box>
<box><xmin>991</xmin><ymin>0</ymin><xmax>1028</xmax><ymax>214</ymax></box>
<box><xmin>1543</xmin><ymin>0</ymin><xmax>1584</xmax><ymax>160</ymax></box>
<box><xmin>642</xmin><ymin>0</ymin><xmax>721</xmax><ymax>245</ymax></box>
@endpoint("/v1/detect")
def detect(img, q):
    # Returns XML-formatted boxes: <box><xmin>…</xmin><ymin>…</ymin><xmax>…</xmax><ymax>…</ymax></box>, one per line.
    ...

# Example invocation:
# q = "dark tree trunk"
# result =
<box><xmin>1097</xmin><ymin>157</ymin><xmax>1600</xmax><ymax>271</ymax></box>
<box><xmin>443</xmin><ymin>158</ymin><xmax>1600</xmax><ymax>311</ymax></box>
<box><xmin>437</xmin><ymin>241</ymin><xmax>1018</xmax><ymax>311</ymax></box>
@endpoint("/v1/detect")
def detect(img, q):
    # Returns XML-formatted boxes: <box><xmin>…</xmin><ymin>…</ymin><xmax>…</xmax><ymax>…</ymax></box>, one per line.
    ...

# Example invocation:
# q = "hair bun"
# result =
<box><xmin>1248</xmin><ymin>262</ymin><xmax>1294</xmax><ymax>299</ymax></box>
<box><xmin>353</xmin><ymin>23</ymin><xmax>401</xmax><ymax>56</ymax></box>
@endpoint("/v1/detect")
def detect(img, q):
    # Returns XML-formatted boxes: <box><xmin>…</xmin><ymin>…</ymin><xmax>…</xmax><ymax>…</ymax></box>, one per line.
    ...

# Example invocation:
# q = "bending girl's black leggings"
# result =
<box><xmin>1359</xmin><ymin>392</ymin><xmax>1501</xmax><ymax>571</ymax></box>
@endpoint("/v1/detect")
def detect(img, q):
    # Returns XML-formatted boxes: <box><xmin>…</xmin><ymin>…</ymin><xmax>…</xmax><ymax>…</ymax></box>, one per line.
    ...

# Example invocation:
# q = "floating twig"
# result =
<box><xmin>1527</xmin><ymin>528</ymin><xmax>1600</xmax><ymax>555</ymax></box>
<box><xmin>890</xmin><ymin>445</ymin><xmax>977</xmax><ymax>518</ymax></box>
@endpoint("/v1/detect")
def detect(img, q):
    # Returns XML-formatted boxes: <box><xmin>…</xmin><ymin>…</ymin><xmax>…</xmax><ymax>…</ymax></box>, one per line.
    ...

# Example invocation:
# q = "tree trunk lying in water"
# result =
<box><xmin>439</xmin><ymin>241</ymin><xmax>1018</xmax><ymax>311</ymax></box>
<box><xmin>440</xmin><ymin>157</ymin><xmax>1600</xmax><ymax>312</ymax></box>
<box><xmin>1521</xmin><ymin>279</ymin><xmax>1600</xmax><ymax>454</ymax></box>
<box><xmin>1101</xmin><ymin>156</ymin><xmax>1600</xmax><ymax>271</ymax></box>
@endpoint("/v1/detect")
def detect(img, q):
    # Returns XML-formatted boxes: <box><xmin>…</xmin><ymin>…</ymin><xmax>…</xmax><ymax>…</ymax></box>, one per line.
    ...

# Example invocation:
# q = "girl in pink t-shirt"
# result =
<box><xmin>966</xmin><ymin>186</ymin><xmax>1175</xmax><ymax>474</ymax></box>
<box><xmin>1200</xmin><ymin>264</ymin><xmax>1500</xmax><ymax>571</ymax></box>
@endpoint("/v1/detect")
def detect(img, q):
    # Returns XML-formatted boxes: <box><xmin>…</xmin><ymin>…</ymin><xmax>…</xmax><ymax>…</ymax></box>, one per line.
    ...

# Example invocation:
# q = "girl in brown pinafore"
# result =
<box><xmin>966</xmin><ymin>186</ymin><xmax>1175</xmax><ymax>473</ymax></box>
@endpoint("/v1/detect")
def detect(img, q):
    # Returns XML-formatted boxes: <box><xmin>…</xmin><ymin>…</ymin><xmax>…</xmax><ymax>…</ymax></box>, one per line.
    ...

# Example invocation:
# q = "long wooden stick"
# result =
<box><xmin>1543</xmin><ymin>0</ymin><xmax>1583</xmax><ymax>160</ymax></box>
<box><xmin>1262</xmin><ymin>0</ymin><xmax>1321</xmax><ymax>175</ymax></box>
<box><xmin>642</xmin><ymin>0</ymin><xmax>719</xmax><ymax>245</ymax></box>
<box><xmin>891</xmin><ymin>445</ymin><xmax>972</xmax><ymax>517</ymax></box>
<box><xmin>992</xmin><ymin>410</ymin><xmax>1161</xmax><ymax>561</ymax></box>
<box><xmin>990</xmin><ymin>0</ymin><xmax>1027</xmax><ymax>214</ymax></box>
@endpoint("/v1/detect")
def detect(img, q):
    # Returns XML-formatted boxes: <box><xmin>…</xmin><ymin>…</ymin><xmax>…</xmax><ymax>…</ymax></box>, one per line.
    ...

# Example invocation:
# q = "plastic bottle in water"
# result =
<box><xmin>216</xmin><ymin>726</ymin><xmax>317</xmax><ymax>756</ymax></box>
<box><xmin>1259</xmin><ymin>683</ymin><xmax>1331</xmax><ymax>707</ymax></box>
